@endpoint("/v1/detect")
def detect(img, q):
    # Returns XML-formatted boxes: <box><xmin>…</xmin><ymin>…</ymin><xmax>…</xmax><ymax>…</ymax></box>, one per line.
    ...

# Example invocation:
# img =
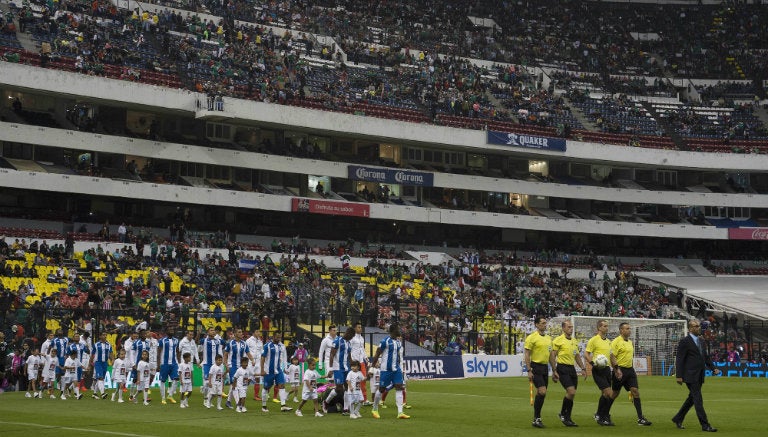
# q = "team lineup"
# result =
<box><xmin>525</xmin><ymin>318</ymin><xmax>720</xmax><ymax>431</ymax></box>
<box><xmin>18</xmin><ymin>322</ymin><xmax>412</xmax><ymax>420</ymax></box>
<box><xmin>18</xmin><ymin>318</ymin><xmax>719</xmax><ymax>429</ymax></box>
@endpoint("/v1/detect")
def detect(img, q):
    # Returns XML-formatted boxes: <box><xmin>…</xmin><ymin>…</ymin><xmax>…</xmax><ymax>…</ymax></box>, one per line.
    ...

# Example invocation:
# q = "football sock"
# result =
<box><xmin>373</xmin><ymin>390</ymin><xmax>382</xmax><ymax>409</ymax></box>
<box><xmin>633</xmin><ymin>397</ymin><xmax>644</xmax><ymax>418</ymax></box>
<box><xmin>279</xmin><ymin>388</ymin><xmax>287</xmax><ymax>405</ymax></box>
<box><xmin>395</xmin><ymin>390</ymin><xmax>404</xmax><ymax>414</ymax></box>
<box><xmin>533</xmin><ymin>393</ymin><xmax>545</xmax><ymax>418</ymax></box>
<box><xmin>325</xmin><ymin>389</ymin><xmax>337</xmax><ymax>405</ymax></box>
<box><xmin>160</xmin><ymin>382</ymin><xmax>166</xmax><ymax>399</ymax></box>
<box><xmin>563</xmin><ymin>398</ymin><xmax>573</xmax><ymax>418</ymax></box>
<box><xmin>262</xmin><ymin>387</ymin><xmax>269</xmax><ymax>406</ymax></box>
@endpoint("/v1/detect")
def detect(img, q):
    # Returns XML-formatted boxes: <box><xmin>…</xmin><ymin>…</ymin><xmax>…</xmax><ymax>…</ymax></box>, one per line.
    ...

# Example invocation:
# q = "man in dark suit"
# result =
<box><xmin>672</xmin><ymin>319</ymin><xmax>721</xmax><ymax>432</ymax></box>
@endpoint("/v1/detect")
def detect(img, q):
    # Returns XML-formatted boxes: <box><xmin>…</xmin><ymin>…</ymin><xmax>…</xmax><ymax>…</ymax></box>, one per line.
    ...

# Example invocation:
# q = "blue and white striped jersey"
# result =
<box><xmin>159</xmin><ymin>336</ymin><xmax>180</xmax><ymax>366</ymax></box>
<box><xmin>225</xmin><ymin>339</ymin><xmax>250</xmax><ymax>369</ymax></box>
<box><xmin>131</xmin><ymin>339</ymin><xmax>150</xmax><ymax>366</ymax></box>
<box><xmin>261</xmin><ymin>341</ymin><xmax>283</xmax><ymax>375</ymax></box>
<box><xmin>201</xmin><ymin>337</ymin><xmax>224</xmax><ymax>366</ymax></box>
<box><xmin>52</xmin><ymin>337</ymin><xmax>69</xmax><ymax>361</ymax></box>
<box><xmin>67</xmin><ymin>341</ymin><xmax>88</xmax><ymax>362</ymax></box>
<box><xmin>332</xmin><ymin>337</ymin><xmax>351</xmax><ymax>372</ymax></box>
<box><xmin>93</xmin><ymin>341</ymin><xmax>112</xmax><ymax>363</ymax></box>
<box><xmin>378</xmin><ymin>336</ymin><xmax>403</xmax><ymax>372</ymax></box>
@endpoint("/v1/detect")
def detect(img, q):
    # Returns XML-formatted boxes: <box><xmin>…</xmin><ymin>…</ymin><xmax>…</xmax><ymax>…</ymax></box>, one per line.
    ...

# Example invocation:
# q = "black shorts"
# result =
<box><xmin>556</xmin><ymin>364</ymin><xmax>578</xmax><ymax>389</ymax></box>
<box><xmin>531</xmin><ymin>362</ymin><xmax>549</xmax><ymax>389</ymax></box>
<box><xmin>592</xmin><ymin>366</ymin><xmax>612</xmax><ymax>390</ymax></box>
<box><xmin>611</xmin><ymin>366</ymin><xmax>638</xmax><ymax>392</ymax></box>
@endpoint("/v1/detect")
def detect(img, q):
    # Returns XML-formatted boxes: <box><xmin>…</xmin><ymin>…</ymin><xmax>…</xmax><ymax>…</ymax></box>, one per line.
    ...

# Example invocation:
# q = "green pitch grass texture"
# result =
<box><xmin>0</xmin><ymin>377</ymin><xmax>765</xmax><ymax>436</ymax></box>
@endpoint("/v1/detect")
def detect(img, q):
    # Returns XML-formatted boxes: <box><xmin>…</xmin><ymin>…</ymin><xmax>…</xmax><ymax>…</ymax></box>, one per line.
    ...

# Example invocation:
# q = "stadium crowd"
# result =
<box><xmin>2</xmin><ymin>0</ymin><xmax>767</xmax><ymax>153</ymax></box>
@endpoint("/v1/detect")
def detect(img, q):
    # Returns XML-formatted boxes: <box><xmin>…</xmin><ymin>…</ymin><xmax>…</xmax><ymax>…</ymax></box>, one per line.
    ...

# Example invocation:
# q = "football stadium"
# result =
<box><xmin>1</xmin><ymin>0</ymin><xmax>767</xmax><ymax>435</ymax></box>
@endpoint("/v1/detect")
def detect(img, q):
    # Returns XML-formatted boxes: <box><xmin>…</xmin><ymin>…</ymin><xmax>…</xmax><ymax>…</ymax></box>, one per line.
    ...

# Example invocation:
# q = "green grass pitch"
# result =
<box><xmin>0</xmin><ymin>376</ymin><xmax>765</xmax><ymax>436</ymax></box>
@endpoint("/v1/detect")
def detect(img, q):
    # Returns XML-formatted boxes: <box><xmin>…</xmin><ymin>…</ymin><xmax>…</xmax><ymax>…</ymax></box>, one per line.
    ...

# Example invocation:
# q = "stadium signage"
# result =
<box><xmin>728</xmin><ymin>228</ymin><xmax>768</xmax><ymax>240</ymax></box>
<box><xmin>462</xmin><ymin>354</ymin><xmax>525</xmax><ymax>378</ymax></box>
<box><xmin>487</xmin><ymin>130</ymin><xmax>567</xmax><ymax>152</ymax></box>
<box><xmin>348</xmin><ymin>165</ymin><xmax>434</xmax><ymax>187</ymax></box>
<box><xmin>403</xmin><ymin>356</ymin><xmax>464</xmax><ymax>379</ymax></box>
<box><xmin>291</xmin><ymin>198</ymin><xmax>370</xmax><ymax>217</ymax></box>
<box><xmin>711</xmin><ymin>361</ymin><xmax>768</xmax><ymax>378</ymax></box>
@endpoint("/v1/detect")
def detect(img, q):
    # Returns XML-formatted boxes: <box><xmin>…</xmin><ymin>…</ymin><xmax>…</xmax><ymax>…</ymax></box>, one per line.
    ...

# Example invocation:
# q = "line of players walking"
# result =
<box><xmin>19</xmin><ymin>323</ymin><xmax>411</xmax><ymax>420</ymax></box>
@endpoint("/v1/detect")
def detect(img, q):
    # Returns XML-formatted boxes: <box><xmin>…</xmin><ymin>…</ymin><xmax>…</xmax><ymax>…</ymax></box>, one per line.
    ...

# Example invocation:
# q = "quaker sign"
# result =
<box><xmin>487</xmin><ymin>130</ymin><xmax>567</xmax><ymax>152</ymax></box>
<box><xmin>348</xmin><ymin>165</ymin><xmax>434</xmax><ymax>187</ymax></box>
<box><xmin>403</xmin><ymin>356</ymin><xmax>465</xmax><ymax>379</ymax></box>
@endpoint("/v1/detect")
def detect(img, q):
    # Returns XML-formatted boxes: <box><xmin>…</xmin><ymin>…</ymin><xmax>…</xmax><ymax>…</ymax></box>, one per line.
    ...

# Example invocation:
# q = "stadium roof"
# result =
<box><xmin>647</xmin><ymin>276</ymin><xmax>768</xmax><ymax>321</ymax></box>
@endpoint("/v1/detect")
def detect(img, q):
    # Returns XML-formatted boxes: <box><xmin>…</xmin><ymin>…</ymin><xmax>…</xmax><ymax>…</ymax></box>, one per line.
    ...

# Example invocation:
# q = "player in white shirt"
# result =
<box><xmin>42</xmin><ymin>348</ymin><xmax>58</xmax><ymax>399</ymax></box>
<box><xmin>111</xmin><ymin>349</ymin><xmax>128</xmax><ymax>403</ymax></box>
<box><xmin>25</xmin><ymin>347</ymin><xmax>41</xmax><ymax>398</ymax></box>
<box><xmin>295</xmin><ymin>357</ymin><xmax>323</xmax><ymax>417</ymax></box>
<box><xmin>285</xmin><ymin>356</ymin><xmax>302</xmax><ymax>403</ymax></box>
<box><xmin>135</xmin><ymin>350</ymin><xmax>152</xmax><ymax>405</ymax></box>
<box><xmin>178</xmin><ymin>331</ymin><xmax>200</xmax><ymax>366</ymax></box>
<box><xmin>123</xmin><ymin>333</ymin><xmax>137</xmax><ymax>373</ymax></box>
<box><xmin>206</xmin><ymin>355</ymin><xmax>226</xmax><ymax>410</ymax></box>
<box><xmin>62</xmin><ymin>350</ymin><xmax>83</xmax><ymax>400</ymax></box>
<box><xmin>179</xmin><ymin>352</ymin><xmax>194</xmax><ymax>408</ymax></box>
<box><xmin>368</xmin><ymin>362</ymin><xmax>381</xmax><ymax>400</ymax></box>
<box><xmin>40</xmin><ymin>332</ymin><xmax>54</xmax><ymax>357</ymax></box>
<box><xmin>350</xmin><ymin>322</ymin><xmax>370</xmax><ymax>404</ymax></box>
<box><xmin>346</xmin><ymin>361</ymin><xmax>365</xmax><ymax>419</ymax></box>
<box><xmin>233</xmin><ymin>357</ymin><xmax>254</xmax><ymax>413</ymax></box>
<box><xmin>245</xmin><ymin>330</ymin><xmax>263</xmax><ymax>400</ymax></box>
<box><xmin>318</xmin><ymin>325</ymin><xmax>337</xmax><ymax>378</ymax></box>
<box><xmin>146</xmin><ymin>333</ymin><xmax>159</xmax><ymax>392</ymax></box>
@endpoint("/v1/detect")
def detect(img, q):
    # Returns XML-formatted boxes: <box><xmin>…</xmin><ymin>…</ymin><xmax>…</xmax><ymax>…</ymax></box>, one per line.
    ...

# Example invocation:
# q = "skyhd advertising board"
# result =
<box><xmin>487</xmin><ymin>130</ymin><xmax>567</xmax><ymax>152</ymax></box>
<box><xmin>347</xmin><ymin>165</ymin><xmax>434</xmax><ymax>187</ymax></box>
<box><xmin>462</xmin><ymin>354</ymin><xmax>526</xmax><ymax>378</ymax></box>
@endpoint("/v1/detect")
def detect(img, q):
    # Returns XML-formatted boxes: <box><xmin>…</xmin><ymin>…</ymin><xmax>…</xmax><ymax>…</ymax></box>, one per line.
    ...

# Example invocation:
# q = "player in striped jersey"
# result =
<box><xmin>200</xmin><ymin>328</ymin><xmax>224</xmax><ymax>399</ymax></box>
<box><xmin>129</xmin><ymin>330</ymin><xmax>150</xmax><ymax>402</ymax></box>
<box><xmin>224</xmin><ymin>328</ymin><xmax>255</xmax><ymax>408</ymax></box>
<box><xmin>51</xmin><ymin>330</ymin><xmax>69</xmax><ymax>390</ymax></box>
<box><xmin>325</xmin><ymin>327</ymin><xmax>354</xmax><ymax>414</ymax></box>
<box><xmin>371</xmin><ymin>324</ymin><xmax>409</xmax><ymax>419</ymax></box>
<box><xmin>159</xmin><ymin>332</ymin><xmax>180</xmax><ymax>405</ymax></box>
<box><xmin>91</xmin><ymin>332</ymin><xmax>113</xmax><ymax>399</ymax></box>
<box><xmin>260</xmin><ymin>332</ymin><xmax>292</xmax><ymax>412</ymax></box>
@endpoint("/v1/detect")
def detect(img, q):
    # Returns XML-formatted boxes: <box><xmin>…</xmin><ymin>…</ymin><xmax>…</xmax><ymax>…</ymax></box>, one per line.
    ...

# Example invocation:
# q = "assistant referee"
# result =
<box><xmin>550</xmin><ymin>320</ymin><xmax>586</xmax><ymax>427</ymax></box>
<box><xmin>584</xmin><ymin>319</ymin><xmax>614</xmax><ymax>426</ymax></box>
<box><xmin>525</xmin><ymin>316</ymin><xmax>552</xmax><ymax>428</ymax></box>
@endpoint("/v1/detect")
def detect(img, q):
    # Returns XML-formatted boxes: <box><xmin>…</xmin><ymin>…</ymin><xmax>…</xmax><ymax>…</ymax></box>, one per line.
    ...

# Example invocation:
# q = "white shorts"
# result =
<box><xmin>181</xmin><ymin>381</ymin><xmax>193</xmax><ymax>393</ymax></box>
<box><xmin>248</xmin><ymin>365</ymin><xmax>261</xmax><ymax>378</ymax></box>
<box><xmin>113</xmin><ymin>377</ymin><xmax>126</xmax><ymax>385</ymax></box>
<box><xmin>63</xmin><ymin>375</ymin><xmax>77</xmax><ymax>385</ymax></box>
<box><xmin>346</xmin><ymin>392</ymin><xmax>363</xmax><ymax>403</ymax></box>
<box><xmin>234</xmin><ymin>386</ymin><xmax>247</xmax><ymax>399</ymax></box>
<box><xmin>136</xmin><ymin>380</ymin><xmax>149</xmax><ymax>390</ymax></box>
<box><xmin>28</xmin><ymin>373</ymin><xmax>38</xmax><ymax>381</ymax></box>
<box><xmin>43</xmin><ymin>374</ymin><xmax>55</xmax><ymax>383</ymax></box>
<box><xmin>149</xmin><ymin>366</ymin><xmax>157</xmax><ymax>375</ymax></box>
<box><xmin>209</xmin><ymin>383</ymin><xmax>223</xmax><ymax>396</ymax></box>
<box><xmin>290</xmin><ymin>382</ymin><xmax>299</xmax><ymax>389</ymax></box>
<box><xmin>301</xmin><ymin>391</ymin><xmax>318</xmax><ymax>401</ymax></box>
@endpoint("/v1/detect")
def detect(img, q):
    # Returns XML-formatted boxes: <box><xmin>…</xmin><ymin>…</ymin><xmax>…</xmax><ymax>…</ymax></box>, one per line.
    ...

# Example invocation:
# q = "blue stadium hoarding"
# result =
<box><xmin>348</xmin><ymin>165</ymin><xmax>434</xmax><ymax>187</ymax></box>
<box><xmin>403</xmin><ymin>356</ymin><xmax>464</xmax><ymax>379</ymax></box>
<box><xmin>487</xmin><ymin>130</ymin><xmax>567</xmax><ymax>152</ymax></box>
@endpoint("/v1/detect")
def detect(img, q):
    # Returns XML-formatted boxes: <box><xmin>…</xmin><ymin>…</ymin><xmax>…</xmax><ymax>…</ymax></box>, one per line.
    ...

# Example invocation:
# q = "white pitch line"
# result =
<box><xmin>0</xmin><ymin>421</ymin><xmax>158</xmax><ymax>437</ymax></box>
